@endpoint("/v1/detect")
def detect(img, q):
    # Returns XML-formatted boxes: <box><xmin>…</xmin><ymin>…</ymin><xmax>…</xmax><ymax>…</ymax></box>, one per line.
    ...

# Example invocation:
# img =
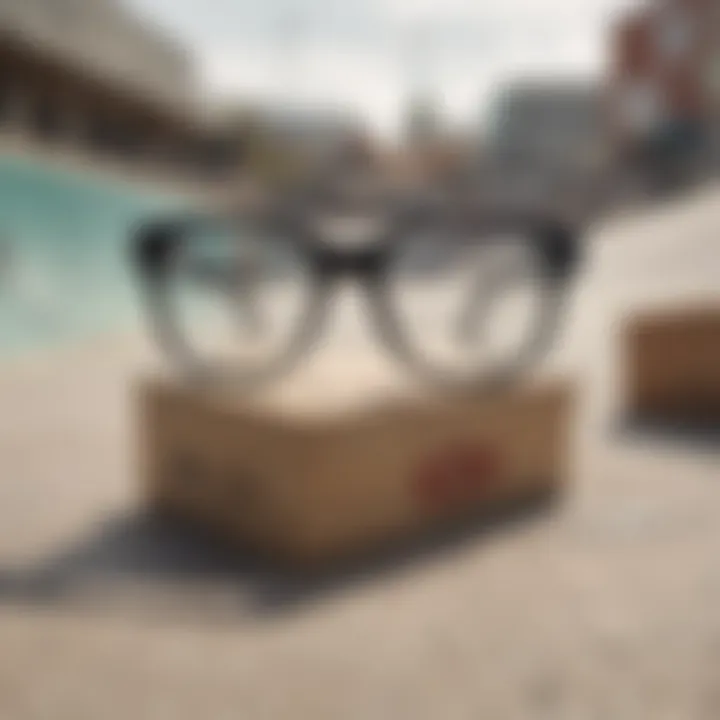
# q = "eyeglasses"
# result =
<box><xmin>131</xmin><ymin>196</ymin><xmax>580</xmax><ymax>392</ymax></box>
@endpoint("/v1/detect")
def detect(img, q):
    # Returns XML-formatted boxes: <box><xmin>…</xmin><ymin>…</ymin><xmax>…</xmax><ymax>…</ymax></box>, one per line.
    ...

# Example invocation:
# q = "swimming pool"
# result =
<box><xmin>0</xmin><ymin>154</ymin><xmax>185</xmax><ymax>356</ymax></box>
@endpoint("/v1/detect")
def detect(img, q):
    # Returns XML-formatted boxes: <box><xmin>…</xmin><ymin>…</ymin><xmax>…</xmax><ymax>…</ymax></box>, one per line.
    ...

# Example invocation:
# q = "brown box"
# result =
<box><xmin>624</xmin><ymin>305</ymin><xmax>720</xmax><ymax>420</ymax></box>
<box><xmin>137</xmin><ymin>369</ymin><xmax>575</xmax><ymax>567</ymax></box>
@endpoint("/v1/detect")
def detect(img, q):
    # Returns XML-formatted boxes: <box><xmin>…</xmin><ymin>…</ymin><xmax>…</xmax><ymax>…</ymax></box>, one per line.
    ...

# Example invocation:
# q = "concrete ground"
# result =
<box><xmin>1</xmin><ymin>186</ymin><xmax>720</xmax><ymax>719</ymax></box>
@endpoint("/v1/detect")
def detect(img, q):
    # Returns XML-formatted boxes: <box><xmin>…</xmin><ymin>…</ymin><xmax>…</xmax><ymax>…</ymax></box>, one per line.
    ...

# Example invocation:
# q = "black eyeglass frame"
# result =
<box><xmin>131</xmin><ymin>200</ymin><xmax>581</xmax><ymax>392</ymax></box>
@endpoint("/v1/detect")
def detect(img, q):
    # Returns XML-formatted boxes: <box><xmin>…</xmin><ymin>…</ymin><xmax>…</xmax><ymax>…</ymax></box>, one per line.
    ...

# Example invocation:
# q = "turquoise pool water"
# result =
<box><xmin>0</xmin><ymin>154</ymin><xmax>185</xmax><ymax>356</ymax></box>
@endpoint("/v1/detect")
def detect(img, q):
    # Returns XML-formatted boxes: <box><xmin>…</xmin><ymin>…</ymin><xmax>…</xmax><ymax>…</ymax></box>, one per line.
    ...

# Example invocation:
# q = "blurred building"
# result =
<box><xmin>404</xmin><ymin>94</ymin><xmax>443</xmax><ymax>150</ymax></box>
<box><xmin>397</xmin><ymin>94</ymin><xmax>470</xmax><ymax>186</ymax></box>
<box><xmin>0</xmin><ymin>0</ymin><xmax>241</xmax><ymax>181</ymax></box>
<box><xmin>475</xmin><ymin>79</ymin><xmax>609</xmax><ymax>219</ymax></box>
<box><xmin>218</xmin><ymin>103</ymin><xmax>375</xmax><ymax>186</ymax></box>
<box><xmin>263</xmin><ymin>107</ymin><xmax>370</xmax><ymax>168</ymax></box>
<box><xmin>609</xmin><ymin>0</ymin><xmax>720</xmax><ymax>164</ymax></box>
<box><xmin>487</xmin><ymin>81</ymin><xmax>607</xmax><ymax>170</ymax></box>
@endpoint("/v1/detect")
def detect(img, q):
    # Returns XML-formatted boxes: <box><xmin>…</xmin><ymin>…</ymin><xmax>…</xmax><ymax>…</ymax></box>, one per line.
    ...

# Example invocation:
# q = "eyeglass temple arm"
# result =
<box><xmin>456</xmin><ymin>220</ymin><xmax>581</xmax><ymax>343</ymax></box>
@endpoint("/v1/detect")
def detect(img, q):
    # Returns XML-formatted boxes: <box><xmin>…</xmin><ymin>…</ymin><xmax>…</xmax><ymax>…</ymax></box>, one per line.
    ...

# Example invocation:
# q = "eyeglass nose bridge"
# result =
<box><xmin>314</xmin><ymin>245</ymin><xmax>389</xmax><ymax>281</ymax></box>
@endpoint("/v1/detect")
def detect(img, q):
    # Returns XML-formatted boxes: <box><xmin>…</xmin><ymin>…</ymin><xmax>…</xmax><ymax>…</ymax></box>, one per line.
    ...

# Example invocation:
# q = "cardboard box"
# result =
<box><xmin>137</xmin><ymin>366</ymin><xmax>575</xmax><ymax>567</ymax></box>
<box><xmin>624</xmin><ymin>305</ymin><xmax>720</xmax><ymax>420</ymax></box>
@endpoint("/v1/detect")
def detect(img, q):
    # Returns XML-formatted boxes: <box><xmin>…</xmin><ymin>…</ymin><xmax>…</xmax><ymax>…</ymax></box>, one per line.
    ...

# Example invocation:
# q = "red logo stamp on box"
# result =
<box><xmin>413</xmin><ymin>441</ymin><xmax>503</xmax><ymax>513</ymax></box>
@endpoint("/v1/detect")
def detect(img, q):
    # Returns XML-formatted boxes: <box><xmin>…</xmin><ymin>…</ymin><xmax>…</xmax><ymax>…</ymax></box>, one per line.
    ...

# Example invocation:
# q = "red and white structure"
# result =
<box><xmin>608</xmin><ymin>0</ymin><xmax>720</xmax><ymax>150</ymax></box>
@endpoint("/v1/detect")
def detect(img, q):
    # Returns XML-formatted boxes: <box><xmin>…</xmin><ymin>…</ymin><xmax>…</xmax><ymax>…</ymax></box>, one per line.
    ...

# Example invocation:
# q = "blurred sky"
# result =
<box><xmin>124</xmin><ymin>0</ymin><xmax>638</xmax><ymax>137</ymax></box>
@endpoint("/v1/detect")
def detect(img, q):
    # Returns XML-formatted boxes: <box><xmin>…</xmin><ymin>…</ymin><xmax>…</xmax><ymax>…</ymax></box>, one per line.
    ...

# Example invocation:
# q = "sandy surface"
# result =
<box><xmin>1</xmin><ymin>186</ymin><xmax>720</xmax><ymax>719</ymax></box>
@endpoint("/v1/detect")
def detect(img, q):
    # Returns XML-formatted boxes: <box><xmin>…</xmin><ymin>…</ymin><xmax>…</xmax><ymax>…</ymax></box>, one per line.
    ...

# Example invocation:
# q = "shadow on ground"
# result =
<box><xmin>0</xmin><ymin>491</ymin><xmax>558</xmax><ymax>626</ymax></box>
<box><xmin>616</xmin><ymin>414</ymin><xmax>720</xmax><ymax>454</ymax></box>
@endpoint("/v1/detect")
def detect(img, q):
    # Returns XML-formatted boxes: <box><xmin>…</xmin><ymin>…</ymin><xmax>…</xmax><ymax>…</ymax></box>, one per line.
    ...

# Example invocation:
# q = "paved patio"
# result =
<box><xmin>1</xmin><ymin>187</ymin><xmax>720</xmax><ymax>719</ymax></box>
